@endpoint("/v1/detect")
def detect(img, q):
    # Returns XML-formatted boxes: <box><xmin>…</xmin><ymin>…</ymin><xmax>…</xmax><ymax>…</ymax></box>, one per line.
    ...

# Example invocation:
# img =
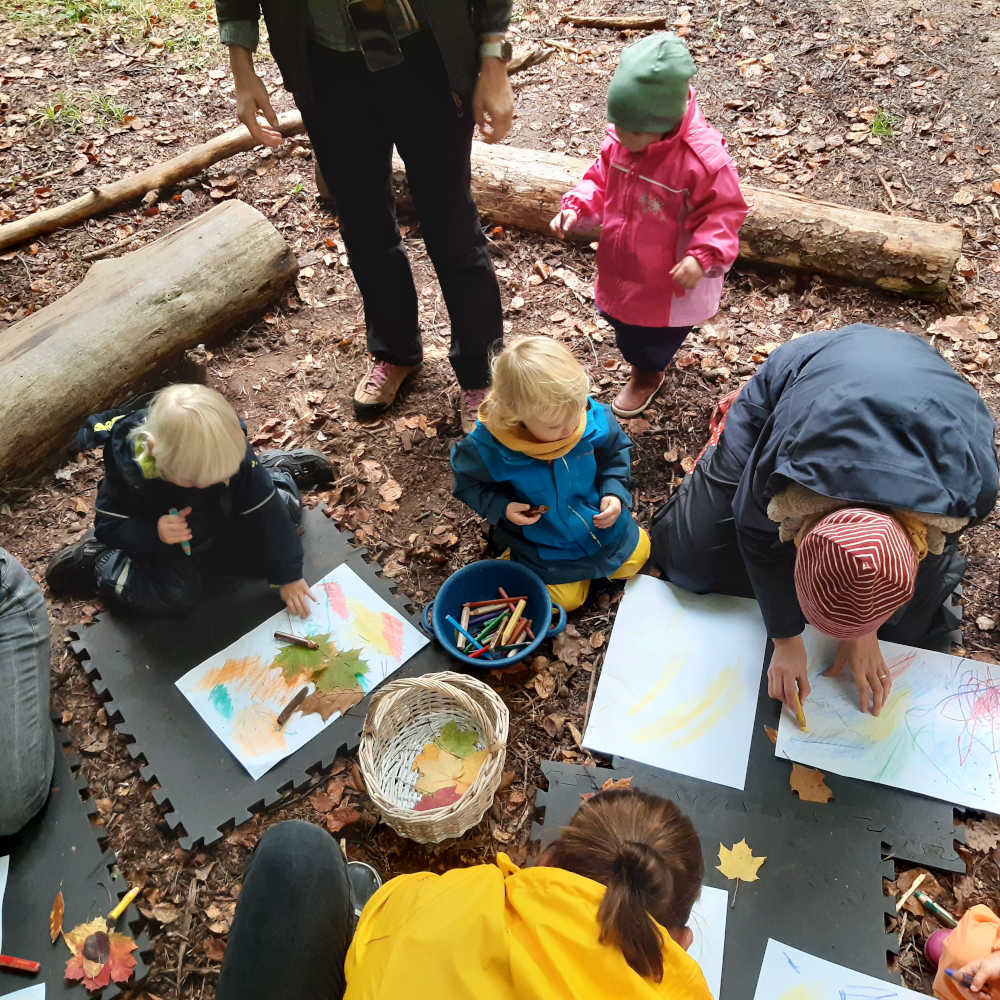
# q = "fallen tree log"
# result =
<box><xmin>0</xmin><ymin>200</ymin><xmax>296</xmax><ymax>479</ymax></box>
<box><xmin>391</xmin><ymin>142</ymin><xmax>962</xmax><ymax>299</ymax></box>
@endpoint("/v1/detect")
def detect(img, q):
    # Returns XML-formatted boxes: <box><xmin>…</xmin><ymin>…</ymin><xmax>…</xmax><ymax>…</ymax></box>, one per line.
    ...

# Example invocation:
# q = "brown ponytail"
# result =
<box><xmin>545</xmin><ymin>788</ymin><xmax>703</xmax><ymax>982</ymax></box>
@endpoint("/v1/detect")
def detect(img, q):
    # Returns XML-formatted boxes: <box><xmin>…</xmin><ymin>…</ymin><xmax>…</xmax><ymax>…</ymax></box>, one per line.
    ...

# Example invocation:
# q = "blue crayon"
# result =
<box><xmin>945</xmin><ymin>968</ymin><xmax>993</xmax><ymax>997</ymax></box>
<box><xmin>445</xmin><ymin>614</ymin><xmax>484</xmax><ymax>650</ymax></box>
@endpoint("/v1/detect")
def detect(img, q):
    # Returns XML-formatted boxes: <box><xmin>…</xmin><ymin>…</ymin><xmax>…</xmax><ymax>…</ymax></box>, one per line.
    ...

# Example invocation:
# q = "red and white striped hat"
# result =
<box><xmin>794</xmin><ymin>508</ymin><xmax>917</xmax><ymax>640</ymax></box>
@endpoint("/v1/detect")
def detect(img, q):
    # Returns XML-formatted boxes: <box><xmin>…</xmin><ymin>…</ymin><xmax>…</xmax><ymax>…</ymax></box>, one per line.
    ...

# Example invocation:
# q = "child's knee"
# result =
<box><xmin>609</xmin><ymin>527</ymin><xmax>651</xmax><ymax>581</ymax></box>
<box><xmin>548</xmin><ymin>579</ymin><xmax>590</xmax><ymax>611</ymax></box>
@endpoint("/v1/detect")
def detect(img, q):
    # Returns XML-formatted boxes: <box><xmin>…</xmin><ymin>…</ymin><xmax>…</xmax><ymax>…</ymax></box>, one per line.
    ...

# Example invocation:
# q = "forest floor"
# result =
<box><xmin>2</xmin><ymin>0</ymin><xmax>1000</xmax><ymax>995</ymax></box>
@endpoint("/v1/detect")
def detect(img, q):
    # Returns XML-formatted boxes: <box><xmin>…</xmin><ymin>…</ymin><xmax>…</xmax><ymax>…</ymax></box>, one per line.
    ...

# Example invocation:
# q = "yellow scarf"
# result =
<box><xmin>794</xmin><ymin>508</ymin><xmax>929</xmax><ymax>562</ymax></box>
<box><xmin>480</xmin><ymin>410</ymin><xmax>587</xmax><ymax>461</ymax></box>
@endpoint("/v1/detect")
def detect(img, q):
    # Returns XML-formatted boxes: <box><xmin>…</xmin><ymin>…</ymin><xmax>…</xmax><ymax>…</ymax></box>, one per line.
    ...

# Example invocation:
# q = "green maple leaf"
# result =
<box><xmin>437</xmin><ymin>721</ymin><xmax>480</xmax><ymax>758</ymax></box>
<box><xmin>273</xmin><ymin>633</ymin><xmax>336</xmax><ymax>681</ymax></box>
<box><xmin>313</xmin><ymin>648</ymin><xmax>369</xmax><ymax>692</ymax></box>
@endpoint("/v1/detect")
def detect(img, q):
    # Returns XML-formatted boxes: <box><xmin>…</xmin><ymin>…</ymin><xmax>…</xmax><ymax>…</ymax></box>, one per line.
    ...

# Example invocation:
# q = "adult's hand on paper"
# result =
<box><xmin>158</xmin><ymin>507</ymin><xmax>192</xmax><ymax>546</ymax></box>
<box><xmin>825</xmin><ymin>632</ymin><xmax>891</xmax><ymax>716</ymax></box>
<box><xmin>506</xmin><ymin>501</ymin><xmax>542</xmax><ymax>526</ymax></box>
<box><xmin>956</xmin><ymin>952</ymin><xmax>1000</xmax><ymax>992</ymax></box>
<box><xmin>593</xmin><ymin>495</ymin><xmax>622</xmax><ymax>529</ymax></box>
<box><xmin>767</xmin><ymin>634</ymin><xmax>810</xmax><ymax>710</ymax></box>
<box><xmin>230</xmin><ymin>46</ymin><xmax>283</xmax><ymax>148</ymax></box>
<box><xmin>280</xmin><ymin>579</ymin><xmax>317</xmax><ymax>619</ymax></box>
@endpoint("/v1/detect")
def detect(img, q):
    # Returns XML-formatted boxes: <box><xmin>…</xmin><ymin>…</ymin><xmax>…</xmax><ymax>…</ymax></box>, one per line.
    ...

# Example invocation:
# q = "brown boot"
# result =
<box><xmin>612</xmin><ymin>367</ymin><xmax>665</xmax><ymax>418</ymax></box>
<box><xmin>353</xmin><ymin>360</ymin><xmax>420</xmax><ymax>418</ymax></box>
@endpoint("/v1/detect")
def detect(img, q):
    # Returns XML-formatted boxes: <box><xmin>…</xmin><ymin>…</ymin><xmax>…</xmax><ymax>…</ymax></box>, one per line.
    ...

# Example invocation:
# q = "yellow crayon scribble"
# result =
<box><xmin>346</xmin><ymin>598</ymin><xmax>396</xmax><ymax>658</ymax></box>
<box><xmin>778</xmin><ymin>987</ymin><xmax>823</xmax><ymax>1000</ymax></box>
<box><xmin>195</xmin><ymin>655</ymin><xmax>302</xmax><ymax>702</ymax></box>
<box><xmin>231</xmin><ymin>705</ymin><xmax>287</xmax><ymax>758</ymax></box>
<box><xmin>628</xmin><ymin>654</ymin><xmax>685</xmax><ymax>716</ymax></box>
<box><xmin>858</xmin><ymin>685</ymin><xmax>911</xmax><ymax>743</ymax></box>
<box><xmin>633</xmin><ymin>668</ymin><xmax>740</xmax><ymax>745</ymax></box>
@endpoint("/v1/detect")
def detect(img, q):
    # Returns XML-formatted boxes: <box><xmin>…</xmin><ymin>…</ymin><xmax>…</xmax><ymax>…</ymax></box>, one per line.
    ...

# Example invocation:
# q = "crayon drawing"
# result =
<box><xmin>775</xmin><ymin>628</ymin><xmax>1000</xmax><ymax>812</ymax></box>
<box><xmin>753</xmin><ymin>939</ymin><xmax>926</xmax><ymax>999</ymax></box>
<box><xmin>176</xmin><ymin>565</ymin><xmax>427</xmax><ymax>780</ymax></box>
<box><xmin>584</xmin><ymin>576</ymin><xmax>767</xmax><ymax>790</ymax></box>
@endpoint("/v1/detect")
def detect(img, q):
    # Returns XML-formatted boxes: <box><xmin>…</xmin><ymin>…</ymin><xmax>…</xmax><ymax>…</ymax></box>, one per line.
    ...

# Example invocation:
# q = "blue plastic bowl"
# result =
<box><xmin>422</xmin><ymin>559</ymin><xmax>566</xmax><ymax>668</ymax></box>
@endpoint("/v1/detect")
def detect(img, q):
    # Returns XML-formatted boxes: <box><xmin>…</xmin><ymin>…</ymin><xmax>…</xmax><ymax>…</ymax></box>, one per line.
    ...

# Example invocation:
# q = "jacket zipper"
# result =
<box><xmin>561</xmin><ymin>457</ymin><xmax>601</xmax><ymax>547</ymax></box>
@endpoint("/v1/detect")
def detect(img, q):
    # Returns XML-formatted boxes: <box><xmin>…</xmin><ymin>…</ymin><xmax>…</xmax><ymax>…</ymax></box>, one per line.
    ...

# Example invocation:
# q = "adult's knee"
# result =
<box><xmin>0</xmin><ymin>750</ymin><xmax>53</xmax><ymax>837</ymax></box>
<box><xmin>249</xmin><ymin>821</ymin><xmax>343</xmax><ymax>889</ymax></box>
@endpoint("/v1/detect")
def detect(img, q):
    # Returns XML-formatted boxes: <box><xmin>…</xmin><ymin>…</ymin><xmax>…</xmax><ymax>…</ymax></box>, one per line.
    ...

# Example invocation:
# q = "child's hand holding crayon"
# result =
<box><xmin>158</xmin><ymin>507</ymin><xmax>193</xmax><ymax>548</ymax></box>
<box><xmin>280</xmin><ymin>578</ymin><xmax>317</xmax><ymax>619</ymax></box>
<box><xmin>549</xmin><ymin>208</ymin><xmax>579</xmax><ymax>239</ymax></box>
<box><xmin>593</xmin><ymin>495</ymin><xmax>622</xmax><ymax>529</ymax></box>
<box><xmin>953</xmin><ymin>953</ymin><xmax>1000</xmax><ymax>994</ymax></box>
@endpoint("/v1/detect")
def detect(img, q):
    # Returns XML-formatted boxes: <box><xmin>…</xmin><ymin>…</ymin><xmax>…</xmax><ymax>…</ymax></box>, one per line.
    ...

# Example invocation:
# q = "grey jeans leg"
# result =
<box><xmin>0</xmin><ymin>548</ymin><xmax>54</xmax><ymax>835</ymax></box>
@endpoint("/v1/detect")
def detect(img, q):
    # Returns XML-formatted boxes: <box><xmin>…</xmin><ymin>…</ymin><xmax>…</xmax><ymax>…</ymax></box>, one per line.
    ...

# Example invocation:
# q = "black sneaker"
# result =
<box><xmin>347</xmin><ymin>860</ymin><xmax>383</xmax><ymax>918</ymax></box>
<box><xmin>46</xmin><ymin>531</ymin><xmax>105</xmax><ymax>596</ymax></box>
<box><xmin>258</xmin><ymin>449</ymin><xmax>335</xmax><ymax>491</ymax></box>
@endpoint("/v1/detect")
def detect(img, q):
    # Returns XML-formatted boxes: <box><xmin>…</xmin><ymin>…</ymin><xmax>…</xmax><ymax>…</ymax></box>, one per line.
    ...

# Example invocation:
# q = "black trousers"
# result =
<box><xmin>602</xmin><ymin>312</ymin><xmax>692</xmax><ymax>372</ymax></box>
<box><xmin>650</xmin><ymin>446</ymin><xmax>965</xmax><ymax>650</ymax></box>
<box><xmin>92</xmin><ymin>472</ymin><xmax>300</xmax><ymax>616</ymax></box>
<box><xmin>217</xmin><ymin>821</ymin><xmax>352</xmax><ymax>1000</ymax></box>
<box><xmin>299</xmin><ymin>33</ymin><xmax>503</xmax><ymax>389</ymax></box>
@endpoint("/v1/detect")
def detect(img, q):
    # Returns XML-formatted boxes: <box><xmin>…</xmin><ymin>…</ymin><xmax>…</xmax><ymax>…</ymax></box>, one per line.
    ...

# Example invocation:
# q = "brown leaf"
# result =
<box><xmin>601</xmin><ymin>776</ymin><xmax>633</xmax><ymax>791</ymax></box>
<box><xmin>149</xmin><ymin>901</ymin><xmax>180</xmax><ymax>924</ymax></box>
<box><xmin>50</xmin><ymin>890</ymin><xmax>64</xmax><ymax>942</ymax></box>
<box><xmin>378</xmin><ymin>479</ymin><xmax>403</xmax><ymax>503</ymax></box>
<box><xmin>764</xmin><ymin>725</ymin><xmax>778</xmax><ymax>745</ymax></box>
<box><xmin>929</xmin><ymin>313</ymin><xmax>993</xmax><ymax>341</ymax></box>
<box><xmin>532</xmin><ymin>671</ymin><xmax>556</xmax><ymax>699</ymax></box>
<box><xmin>69</xmin><ymin>155</ymin><xmax>88</xmax><ymax>175</ymax></box>
<box><xmin>789</xmin><ymin>763</ymin><xmax>833</xmax><ymax>803</ymax></box>
<box><xmin>567</xmin><ymin>722</ymin><xmax>584</xmax><ymax>748</ymax></box>
<box><xmin>953</xmin><ymin>187</ymin><xmax>975</xmax><ymax>206</ymax></box>
<box><xmin>201</xmin><ymin>936</ymin><xmax>227</xmax><ymax>962</ymax></box>
<box><xmin>79</xmin><ymin>732</ymin><xmax>109</xmax><ymax>754</ymax></box>
<box><xmin>298</xmin><ymin>688</ymin><xmax>364</xmax><ymax>722</ymax></box>
<box><xmin>589</xmin><ymin>631</ymin><xmax>606</xmax><ymax>650</ymax></box>
<box><xmin>552</xmin><ymin>625</ymin><xmax>584</xmax><ymax>666</ymax></box>
<box><xmin>541</xmin><ymin>712</ymin><xmax>566</xmax><ymax>738</ymax></box>
<box><xmin>325</xmin><ymin>805</ymin><xmax>363</xmax><ymax>834</ymax></box>
<box><xmin>964</xmin><ymin>815</ymin><xmax>1000</xmax><ymax>853</ymax></box>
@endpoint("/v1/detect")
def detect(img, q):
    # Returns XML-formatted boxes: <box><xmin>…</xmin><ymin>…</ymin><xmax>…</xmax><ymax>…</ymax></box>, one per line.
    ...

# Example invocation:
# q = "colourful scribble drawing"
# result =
<box><xmin>775</xmin><ymin>630</ymin><xmax>1000</xmax><ymax>813</ymax></box>
<box><xmin>176</xmin><ymin>565</ymin><xmax>428</xmax><ymax>780</ymax></box>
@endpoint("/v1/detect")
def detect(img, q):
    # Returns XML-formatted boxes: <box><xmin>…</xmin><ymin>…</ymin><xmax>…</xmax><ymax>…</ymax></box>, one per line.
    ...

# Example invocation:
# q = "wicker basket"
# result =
<box><xmin>359</xmin><ymin>671</ymin><xmax>509</xmax><ymax>844</ymax></box>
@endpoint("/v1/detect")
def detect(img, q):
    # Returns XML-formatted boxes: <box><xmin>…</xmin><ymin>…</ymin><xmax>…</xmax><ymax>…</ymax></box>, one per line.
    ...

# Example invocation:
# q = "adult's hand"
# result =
<box><xmin>825</xmin><ymin>631</ymin><xmax>891</xmax><ymax>715</ymax></box>
<box><xmin>767</xmin><ymin>634</ymin><xmax>810</xmax><ymax>710</ymax></box>
<box><xmin>473</xmin><ymin>58</ymin><xmax>513</xmax><ymax>144</ymax></box>
<box><xmin>229</xmin><ymin>46</ymin><xmax>283</xmax><ymax>148</ymax></box>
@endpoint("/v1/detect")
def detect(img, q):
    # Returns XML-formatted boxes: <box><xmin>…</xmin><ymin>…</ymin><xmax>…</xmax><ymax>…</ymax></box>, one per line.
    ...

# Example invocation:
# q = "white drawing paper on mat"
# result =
<box><xmin>753</xmin><ymin>939</ymin><xmax>926</xmax><ymax>999</ymax></box>
<box><xmin>0</xmin><ymin>854</ymin><xmax>8</xmax><ymax>953</ymax></box>
<box><xmin>177</xmin><ymin>564</ymin><xmax>427</xmax><ymax>780</ymax></box>
<box><xmin>688</xmin><ymin>884</ymin><xmax>727</xmax><ymax>999</ymax></box>
<box><xmin>584</xmin><ymin>576</ymin><xmax>767</xmax><ymax>790</ymax></box>
<box><xmin>775</xmin><ymin>627</ymin><xmax>1000</xmax><ymax>812</ymax></box>
<box><xmin>1</xmin><ymin>985</ymin><xmax>45</xmax><ymax>1000</ymax></box>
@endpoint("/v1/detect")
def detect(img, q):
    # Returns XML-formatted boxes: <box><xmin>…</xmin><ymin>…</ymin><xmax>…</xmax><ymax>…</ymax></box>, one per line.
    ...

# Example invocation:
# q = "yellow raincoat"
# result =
<box><xmin>344</xmin><ymin>854</ymin><xmax>713</xmax><ymax>1000</ymax></box>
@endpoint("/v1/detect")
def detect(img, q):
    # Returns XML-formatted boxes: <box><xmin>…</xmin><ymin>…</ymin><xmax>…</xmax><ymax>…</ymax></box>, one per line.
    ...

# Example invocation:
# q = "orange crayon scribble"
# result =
<box><xmin>196</xmin><ymin>655</ymin><xmax>302</xmax><ymax>702</ymax></box>
<box><xmin>232</xmin><ymin>705</ymin><xmax>287</xmax><ymax>758</ymax></box>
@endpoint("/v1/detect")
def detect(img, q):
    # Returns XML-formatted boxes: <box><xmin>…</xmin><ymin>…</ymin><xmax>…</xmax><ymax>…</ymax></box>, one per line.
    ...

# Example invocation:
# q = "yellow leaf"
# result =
<box><xmin>454</xmin><ymin>749</ymin><xmax>489</xmax><ymax>794</ymax></box>
<box><xmin>412</xmin><ymin>743</ymin><xmax>463</xmax><ymax>795</ymax></box>
<box><xmin>716</xmin><ymin>839</ymin><xmax>766</xmax><ymax>883</ymax></box>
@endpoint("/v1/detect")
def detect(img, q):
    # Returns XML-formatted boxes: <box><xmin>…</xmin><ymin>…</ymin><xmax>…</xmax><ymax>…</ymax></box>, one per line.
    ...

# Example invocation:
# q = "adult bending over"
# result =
<box><xmin>651</xmin><ymin>324</ymin><xmax>997</xmax><ymax>715</ymax></box>
<box><xmin>0</xmin><ymin>548</ymin><xmax>54</xmax><ymax>835</ymax></box>
<box><xmin>217</xmin><ymin>788</ymin><xmax>714</xmax><ymax>1000</ymax></box>
<box><xmin>215</xmin><ymin>0</ymin><xmax>513</xmax><ymax>433</ymax></box>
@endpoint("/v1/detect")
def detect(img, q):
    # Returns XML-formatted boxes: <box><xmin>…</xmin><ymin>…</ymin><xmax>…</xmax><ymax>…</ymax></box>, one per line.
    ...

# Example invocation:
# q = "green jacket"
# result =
<box><xmin>214</xmin><ymin>0</ymin><xmax>511</xmax><ymax>98</ymax></box>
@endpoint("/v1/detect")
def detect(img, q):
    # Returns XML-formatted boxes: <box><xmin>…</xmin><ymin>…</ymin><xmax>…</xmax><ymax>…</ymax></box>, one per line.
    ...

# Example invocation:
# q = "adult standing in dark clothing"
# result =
<box><xmin>650</xmin><ymin>324</ymin><xmax>998</xmax><ymax>716</ymax></box>
<box><xmin>215</xmin><ymin>0</ymin><xmax>512</xmax><ymax>433</ymax></box>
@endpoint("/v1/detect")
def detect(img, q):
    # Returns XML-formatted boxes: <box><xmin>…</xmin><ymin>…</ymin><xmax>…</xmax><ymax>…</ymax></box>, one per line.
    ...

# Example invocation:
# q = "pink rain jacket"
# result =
<box><xmin>562</xmin><ymin>89</ymin><xmax>748</xmax><ymax>328</ymax></box>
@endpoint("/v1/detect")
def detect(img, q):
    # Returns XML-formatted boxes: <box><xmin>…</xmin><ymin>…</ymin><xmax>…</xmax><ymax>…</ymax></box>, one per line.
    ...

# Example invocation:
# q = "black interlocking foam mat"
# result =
<box><xmin>0</xmin><ymin>727</ymin><xmax>153</xmax><ymax>999</ymax></box>
<box><xmin>70</xmin><ymin>507</ymin><xmax>452</xmax><ymax>850</ymax></box>
<box><xmin>533</xmin><ymin>761</ymin><xmax>897</xmax><ymax>1000</ymax></box>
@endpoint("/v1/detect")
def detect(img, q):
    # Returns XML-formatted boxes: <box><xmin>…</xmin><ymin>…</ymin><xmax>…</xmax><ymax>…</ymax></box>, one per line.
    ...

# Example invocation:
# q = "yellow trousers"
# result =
<box><xmin>500</xmin><ymin>527</ymin><xmax>651</xmax><ymax>613</ymax></box>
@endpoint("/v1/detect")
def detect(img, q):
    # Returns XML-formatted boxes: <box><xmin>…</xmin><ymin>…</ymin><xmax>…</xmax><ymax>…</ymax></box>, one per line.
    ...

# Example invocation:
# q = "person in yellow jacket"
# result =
<box><xmin>216</xmin><ymin>788</ymin><xmax>714</xmax><ymax>1000</ymax></box>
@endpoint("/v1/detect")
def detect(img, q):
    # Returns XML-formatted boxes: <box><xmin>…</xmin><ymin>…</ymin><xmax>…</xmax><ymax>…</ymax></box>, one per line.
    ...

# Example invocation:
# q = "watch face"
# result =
<box><xmin>500</xmin><ymin>40</ymin><xmax>513</xmax><ymax>60</ymax></box>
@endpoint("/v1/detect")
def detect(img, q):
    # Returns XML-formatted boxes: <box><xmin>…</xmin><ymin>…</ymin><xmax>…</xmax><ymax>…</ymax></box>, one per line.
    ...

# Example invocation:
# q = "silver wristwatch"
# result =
<box><xmin>480</xmin><ymin>39</ymin><xmax>513</xmax><ymax>62</ymax></box>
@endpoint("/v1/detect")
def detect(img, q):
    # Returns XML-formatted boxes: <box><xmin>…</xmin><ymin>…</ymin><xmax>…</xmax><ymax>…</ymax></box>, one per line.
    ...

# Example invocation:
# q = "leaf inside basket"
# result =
<box><xmin>412</xmin><ymin>741</ymin><xmax>490</xmax><ymax>807</ymax></box>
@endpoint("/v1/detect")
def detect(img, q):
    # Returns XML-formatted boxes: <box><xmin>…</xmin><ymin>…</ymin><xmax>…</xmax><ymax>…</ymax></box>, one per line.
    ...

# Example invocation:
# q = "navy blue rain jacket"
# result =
<box><xmin>711</xmin><ymin>324</ymin><xmax>998</xmax><ymax>638</ymax></box>
<box><xmin>84</xmin><ymin>409</ymin><xmax>303</xmax><ymax>586</ymax></box>
<box><xmin>450</xmin><ymin>399</ymin><xmax>640</xmax><ymax>584</ymax></box>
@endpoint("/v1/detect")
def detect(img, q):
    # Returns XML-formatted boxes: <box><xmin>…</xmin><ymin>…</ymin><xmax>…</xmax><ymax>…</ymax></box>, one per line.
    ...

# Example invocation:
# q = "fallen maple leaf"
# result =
<box><xmin>313</xmin><ymin>648</ymin><xmax>369</xmax><ymax>691</ymax></box>
<box><xmin>789</xmin><ymin>763</ymin><xmax>833</xmax><ymax>803</ymax></box>
<box><xmin>50</xmin><ymin>890</ymin><xmax>65</xmax><ymax>943</ymax></box>
<box><xmin>273</xmin><ymin>634</ymin><xmax>336</xmax><ymax>680</ymax></box>
<box><xmin>298</xmin><ymin>687</ymin><xmax>364</xmax><ymax>722</ymax></box>
<box><xmin>454</xmin><ymin>749</ymin><xmax>489</xmax><ymax>794</ymax></box>
<box><xmin>64</xmin><ymin>916</ymin><xmax>136</xmax><ymax>991</ymax></box>
<box><xmin>717</xmin><ymin>839</ymin><xmax>766</xmax><ymax>883</ymax></box>
<box><xmin>414</xmin><ymin>786</ymin><xmax>463</xmax><ymax>811</ymax></box>
<box><xmin>325</xmin><ymin>804</ymin><xmax>362</xmax><ymax>834</ymax></box>
<box><xmin>437</xmin><ymin>721</ymin><xmax>480</xmax><ymax>758</ymax></box>
<box><xmin>412</xmin><ymin>743</ymin><xmax>464</xmax><ymax>794</ymax></box>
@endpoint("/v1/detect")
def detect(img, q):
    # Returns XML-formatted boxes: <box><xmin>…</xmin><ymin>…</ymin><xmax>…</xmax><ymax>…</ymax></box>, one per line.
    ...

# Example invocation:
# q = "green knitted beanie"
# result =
<box><xmin>607</xmin><ymin>33</ymin><xmax>696</xmax><ymax>134</ymax></box>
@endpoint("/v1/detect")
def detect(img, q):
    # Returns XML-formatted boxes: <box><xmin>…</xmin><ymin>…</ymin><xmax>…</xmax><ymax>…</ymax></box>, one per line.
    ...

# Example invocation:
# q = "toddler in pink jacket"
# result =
<box><xmin>551</xmin><ymin>33</ymin><xmax>748</xmax><ymax>418</ymax></box>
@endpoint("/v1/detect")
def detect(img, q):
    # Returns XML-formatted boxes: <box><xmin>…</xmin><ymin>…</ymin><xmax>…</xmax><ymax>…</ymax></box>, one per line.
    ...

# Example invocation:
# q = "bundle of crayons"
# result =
<box><xmin>446</xmin><ymin>587</ymin><xmax>536</xmax><ymax>662</ymax></box>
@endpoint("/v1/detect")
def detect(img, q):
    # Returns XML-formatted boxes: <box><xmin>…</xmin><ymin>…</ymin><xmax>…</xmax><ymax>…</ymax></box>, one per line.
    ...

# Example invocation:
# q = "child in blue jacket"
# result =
<box><xmin>450</xmin><ymin>336</ymin><xmax>650</xmax><ymax>611</ymax></box>
<box><xmin>46</xmin><ymin>384</ymin><xmax>333</xmax><ymax>617</ymax></box>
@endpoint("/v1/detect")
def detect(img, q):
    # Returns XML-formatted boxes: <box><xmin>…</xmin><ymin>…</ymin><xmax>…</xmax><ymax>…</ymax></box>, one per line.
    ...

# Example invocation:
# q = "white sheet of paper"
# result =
<box><xmin>688</xmin><ymin>884</ymin><xmax>727</xmax><ymax>999</ymax></box>
<box><xmin>176</xmin><ymin>564</ymin><xmax>427</xmax><ymax>780</ymax></box>
<box><xmin>0</xmin><ymin>854</ymin><xmax>8</xmax><ymax>954</ymax></box>
<box><xmin>584</xmin><ymin>576</ymin><xmax>767</xmax><ymax>790</ymax></box>
<box><xmin>1</xmin><ymin>985</ymin><xmax>45</xmax><ymax>1000</ymax></box>
<box><xmin>753</xmin><ymin>939</ymin><xmax>926</xmax><ymax>998</ymax></box>
<box><xmin>775</xmin><ymin>627</ymin><xmax>1000</xmax><ymax>812</ymax></box>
